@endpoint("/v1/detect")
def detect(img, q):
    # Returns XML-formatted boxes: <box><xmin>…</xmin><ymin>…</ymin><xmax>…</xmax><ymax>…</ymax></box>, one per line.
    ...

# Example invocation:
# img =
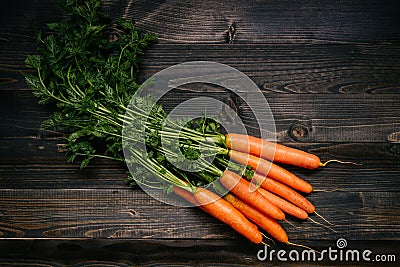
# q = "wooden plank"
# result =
<box><xmin>138</xmin><ymin>43</ymin><xmax>400</xmax><ymax>93</ymax></box>
<box><xmin>2</xmin><ymin>89</ymin><xmax>400</xmax><ymax>142</ymax></box>
<box><xmin>0</xmin><ymin>0</ymin><xmax>398</xmax><ymax>264</ymax></box>
<box><xmin>0</xmin><ymin>138</ymin><xmax>399</xmax><ymax>191</ymax></box>
<box><xmin>129</xmin><ymin>93</ymin><xmax>400</xmax><ymax>143</ymax></box>
<box><xmin>3</xmin><ymin>43</ymin><xmax>400</xmax><ymax>94</ymax></box>
<box><xmin>239</xmin><ymin>94</ymin><xmax>400</xmax><ymax>143</ymax></box>
<box><xmin>0</xmin><ymin>157</ymin><xmax>399</xmax><ymax>191</ymax></box>
<box><xmin>0</xmin><ymin>189</ymin><xmax>399</xmax><ymax>240</ymax></box>
<box><xmin>2</xmin><ymin>1</ymin><xmax>400</xmax><ymax>95</ymax></box>
<box><xmin>0</xmin><ymin>239</ymin><xmax>398</xmax><ymax>266</ymax></box>
<box><xmin>152</xmin><ymin>92</ymin><xmax>400</xmax><ymax>143</ymax></box>
<box><xmin>130</xmin><ymin>0</ymin><xmax>400</xmax><ymax>44</ymax></box>
<box><xmin>1</xmin><ymin>0</ymin><xmax>399</xmax><ymax>45</ymax></box>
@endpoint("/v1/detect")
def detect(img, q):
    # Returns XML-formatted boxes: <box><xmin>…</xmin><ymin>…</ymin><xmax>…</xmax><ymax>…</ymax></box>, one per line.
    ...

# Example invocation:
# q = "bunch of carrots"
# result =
<box><xmin>164</xmin><ymin>133</ymin><xmax>340</xmax><ymax>246</ymax></box>
<box><xmin>24</xmin><ymin>0</ymin><xmax>357</xmax><ymax>247</ymax></box>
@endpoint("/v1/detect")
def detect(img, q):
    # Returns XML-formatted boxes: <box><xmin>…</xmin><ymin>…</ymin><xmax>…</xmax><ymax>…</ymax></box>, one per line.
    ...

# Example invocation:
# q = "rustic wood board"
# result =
<box><xmin>1</xmin><ymin>0</ymin><xmax>399</xmax><ymax>265</ymax></box>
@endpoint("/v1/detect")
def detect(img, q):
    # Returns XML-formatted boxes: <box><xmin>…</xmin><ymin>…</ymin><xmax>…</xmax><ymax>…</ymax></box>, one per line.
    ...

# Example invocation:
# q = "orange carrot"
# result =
<box><xmin>257</xmin><ymin>187</ymin><xmax>308</xmax><ymax>220</ymax></box>
<box><xmin>172</xmin><ymin>185</ymin><xmax>201</xmax><ymax>206</ymax></box>
<box><xmin>219</xmin><ymin>170</ymin><xmax>285</xmax><ymax>220</ymax></box>
<box><xmin>194</xmin><ymin>187</ymin><xmax>263</xmax><ymax>244</ymax></box>
<box><xmin>224</xmin><ymin>193</ymin><xmax>288</xmax><ymax>243</ymax></box>
<box><xmin>228</xmin><ymin>150</ymin><xmax>313</xmax><ymax>193</ymax></box>
<box><xmin>225</xmin><ymin>133</ymin><xmax>321</xmax><ymax>169</ymax></box>
<box><xmin>252</xmin><ymin>172</ymin><xmax>315</xmax><ymax>213</ymax></box>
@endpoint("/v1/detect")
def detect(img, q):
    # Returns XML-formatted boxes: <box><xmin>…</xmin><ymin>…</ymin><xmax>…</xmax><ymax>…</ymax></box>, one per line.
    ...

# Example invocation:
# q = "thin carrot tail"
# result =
<box><xmin>314</xmin><ymin>211</ymin><xmax>334</xmax><ymax>226</ymax></box>
<box><xmin>320</xmin><ymin>159</ymin><xmax>362</xmax><ymax>167</ymax></box>
<box><xmin>284</xmin><ymin>219</ymin><xmax>299</xmax><ymax>228</ymax></box>
<box><xmin>312</xmin><ymin>188</ymin><xmax>344</xmax><ymax>192</ymax></box>
<box><xmin>262</xmin><ymin>233</ymin><xmax>275</xmax><ymax>246</ymax></box>
<box><xmin>261</xmin><ymin>241</ymin><xmax>272</xmax><ymax>247</ymax></box>
<box><xmin>308</xmin><ymin>217</ymin><xmax>338</xmax><ymax>233</ymax></box>
<box><xmin>286</xmin><ymin>241</ymin><xmax>320</xmax><ymax>254</ymax></box>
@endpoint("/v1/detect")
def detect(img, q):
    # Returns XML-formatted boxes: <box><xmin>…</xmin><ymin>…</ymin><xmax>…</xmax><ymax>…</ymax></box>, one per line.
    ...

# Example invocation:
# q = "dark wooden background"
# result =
<box><xmin>1</xmin><ymin>0</ymin><xmax>400</xmax><ymax>265</ymax></box>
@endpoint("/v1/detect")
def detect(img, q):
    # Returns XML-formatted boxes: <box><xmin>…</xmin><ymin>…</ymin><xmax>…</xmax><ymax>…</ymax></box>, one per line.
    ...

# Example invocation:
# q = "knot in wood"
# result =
<box><xmin>387</xmin><ymin>132</ymin><xmax>400</xmax><ymax>143</ymax></box>
<box><xmin>226</xmin><ymin>23</ymin><xmax>237</xmax><ymax>44</ymax></box>
<box><xmin>289</xmin><ymin>124</ymin><xmax>309</xmax><ymax>141</ymax></box>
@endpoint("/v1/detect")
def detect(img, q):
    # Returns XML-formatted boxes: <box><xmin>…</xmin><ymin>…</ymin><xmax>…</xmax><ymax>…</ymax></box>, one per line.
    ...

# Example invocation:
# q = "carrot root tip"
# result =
<box><xmin>308</xmin><ymin>217</ymin><xmax>338</xmax><ymax>233</ymax></box>
<box><xmin>286</xmin><ymin>241</ymin><xmax>320</xmax><ymax>254</ymax></box>
<box><xmin>284</xmin><ymin>219</ymin><xmax>299</xmax><ymax>228</ymax></box>
<box><xmin>312</xmin><ymin>188</ymin><xmax>344</xmax><ymax>192</ymax></box>
<box><xmin>261</xmin><ymin>241</ymin><xmax>271</xmax><ymax>247</ymax></box>
<box><xmin>262</xmin><ymin>233</ymin><xmax>276</xmax><ymax>245</ymax></box>
<box><xmin>320</xmin><ymin>159</ymin><xmax>362</xmax><ymax>167</ymax></box>
<box><xmin>314</xmin><ymin>211</ymin><xmax>334</xmax><ymax>226</ymax></box>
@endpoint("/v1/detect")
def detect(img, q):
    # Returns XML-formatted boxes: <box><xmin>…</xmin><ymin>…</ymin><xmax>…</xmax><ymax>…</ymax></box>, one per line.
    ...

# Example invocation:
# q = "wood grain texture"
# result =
<box><xmin>125</xmin><ymin>0</ymin><xmax>400</xmax><ymax>44</ymax></box>
<box><xmin>3</xmin><ymin>43</ymin><xmax>400</xmax><ymax>95</ymax></box>
<box><xmin>138</xmin><ymin>44</ymin><xmax>400</xmax><ymax>94</ymax></box>
<box><xmin>2</xmin><ymin>2</ymin><xmax>400</xmax><ymax>95</ymax></box>
<box><xmin>0</xmin><ymin>0</ymin><xmax>400</xmax><ymax>265</ymax></box>
<box><xmin>0</xmin><ymin>139</ymin><xmax>399</xmax><ymax>192</ymax></box>
<box><xmin>1</xmin><ymin>0</ymin><xmax>400</xmax><ymax>45</ymax></box>
<box><xmin>2</xmin><ymin>90</ymin><xmax>400</xmax><ymax>142</ymax></box>
<box><xmin>0</xmin><ymin>189</ymin><xmax>399</xmax><ymax>240</ymax></box>
<box><xmin>0</xmin><ymin>239</ymin><xmax>398</xmax><ymax>266</ymax></box>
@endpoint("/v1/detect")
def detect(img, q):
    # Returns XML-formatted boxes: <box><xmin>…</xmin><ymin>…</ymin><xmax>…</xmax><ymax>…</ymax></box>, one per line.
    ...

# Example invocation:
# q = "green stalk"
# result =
<box><xmin>127</xmin><ymin>147</ymin><xmax>193</xmax><ymax>191</ymax></box>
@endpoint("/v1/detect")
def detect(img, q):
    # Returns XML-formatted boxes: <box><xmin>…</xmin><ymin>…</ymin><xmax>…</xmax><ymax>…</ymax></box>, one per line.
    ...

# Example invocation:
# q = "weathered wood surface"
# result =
<box><xmin>0</xmin><ymin>189</ymin><xmax>399</xmax><ymax>240</ymax></box>
<box><xmin>1</xmin><ymin>0</ymin><xmax>400</xmax><ymax>265</ymax></box>
<box><xmin>0</xmin><ymin>239</ymin><xmax>396</xmax><ymax>266</ymax></box>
